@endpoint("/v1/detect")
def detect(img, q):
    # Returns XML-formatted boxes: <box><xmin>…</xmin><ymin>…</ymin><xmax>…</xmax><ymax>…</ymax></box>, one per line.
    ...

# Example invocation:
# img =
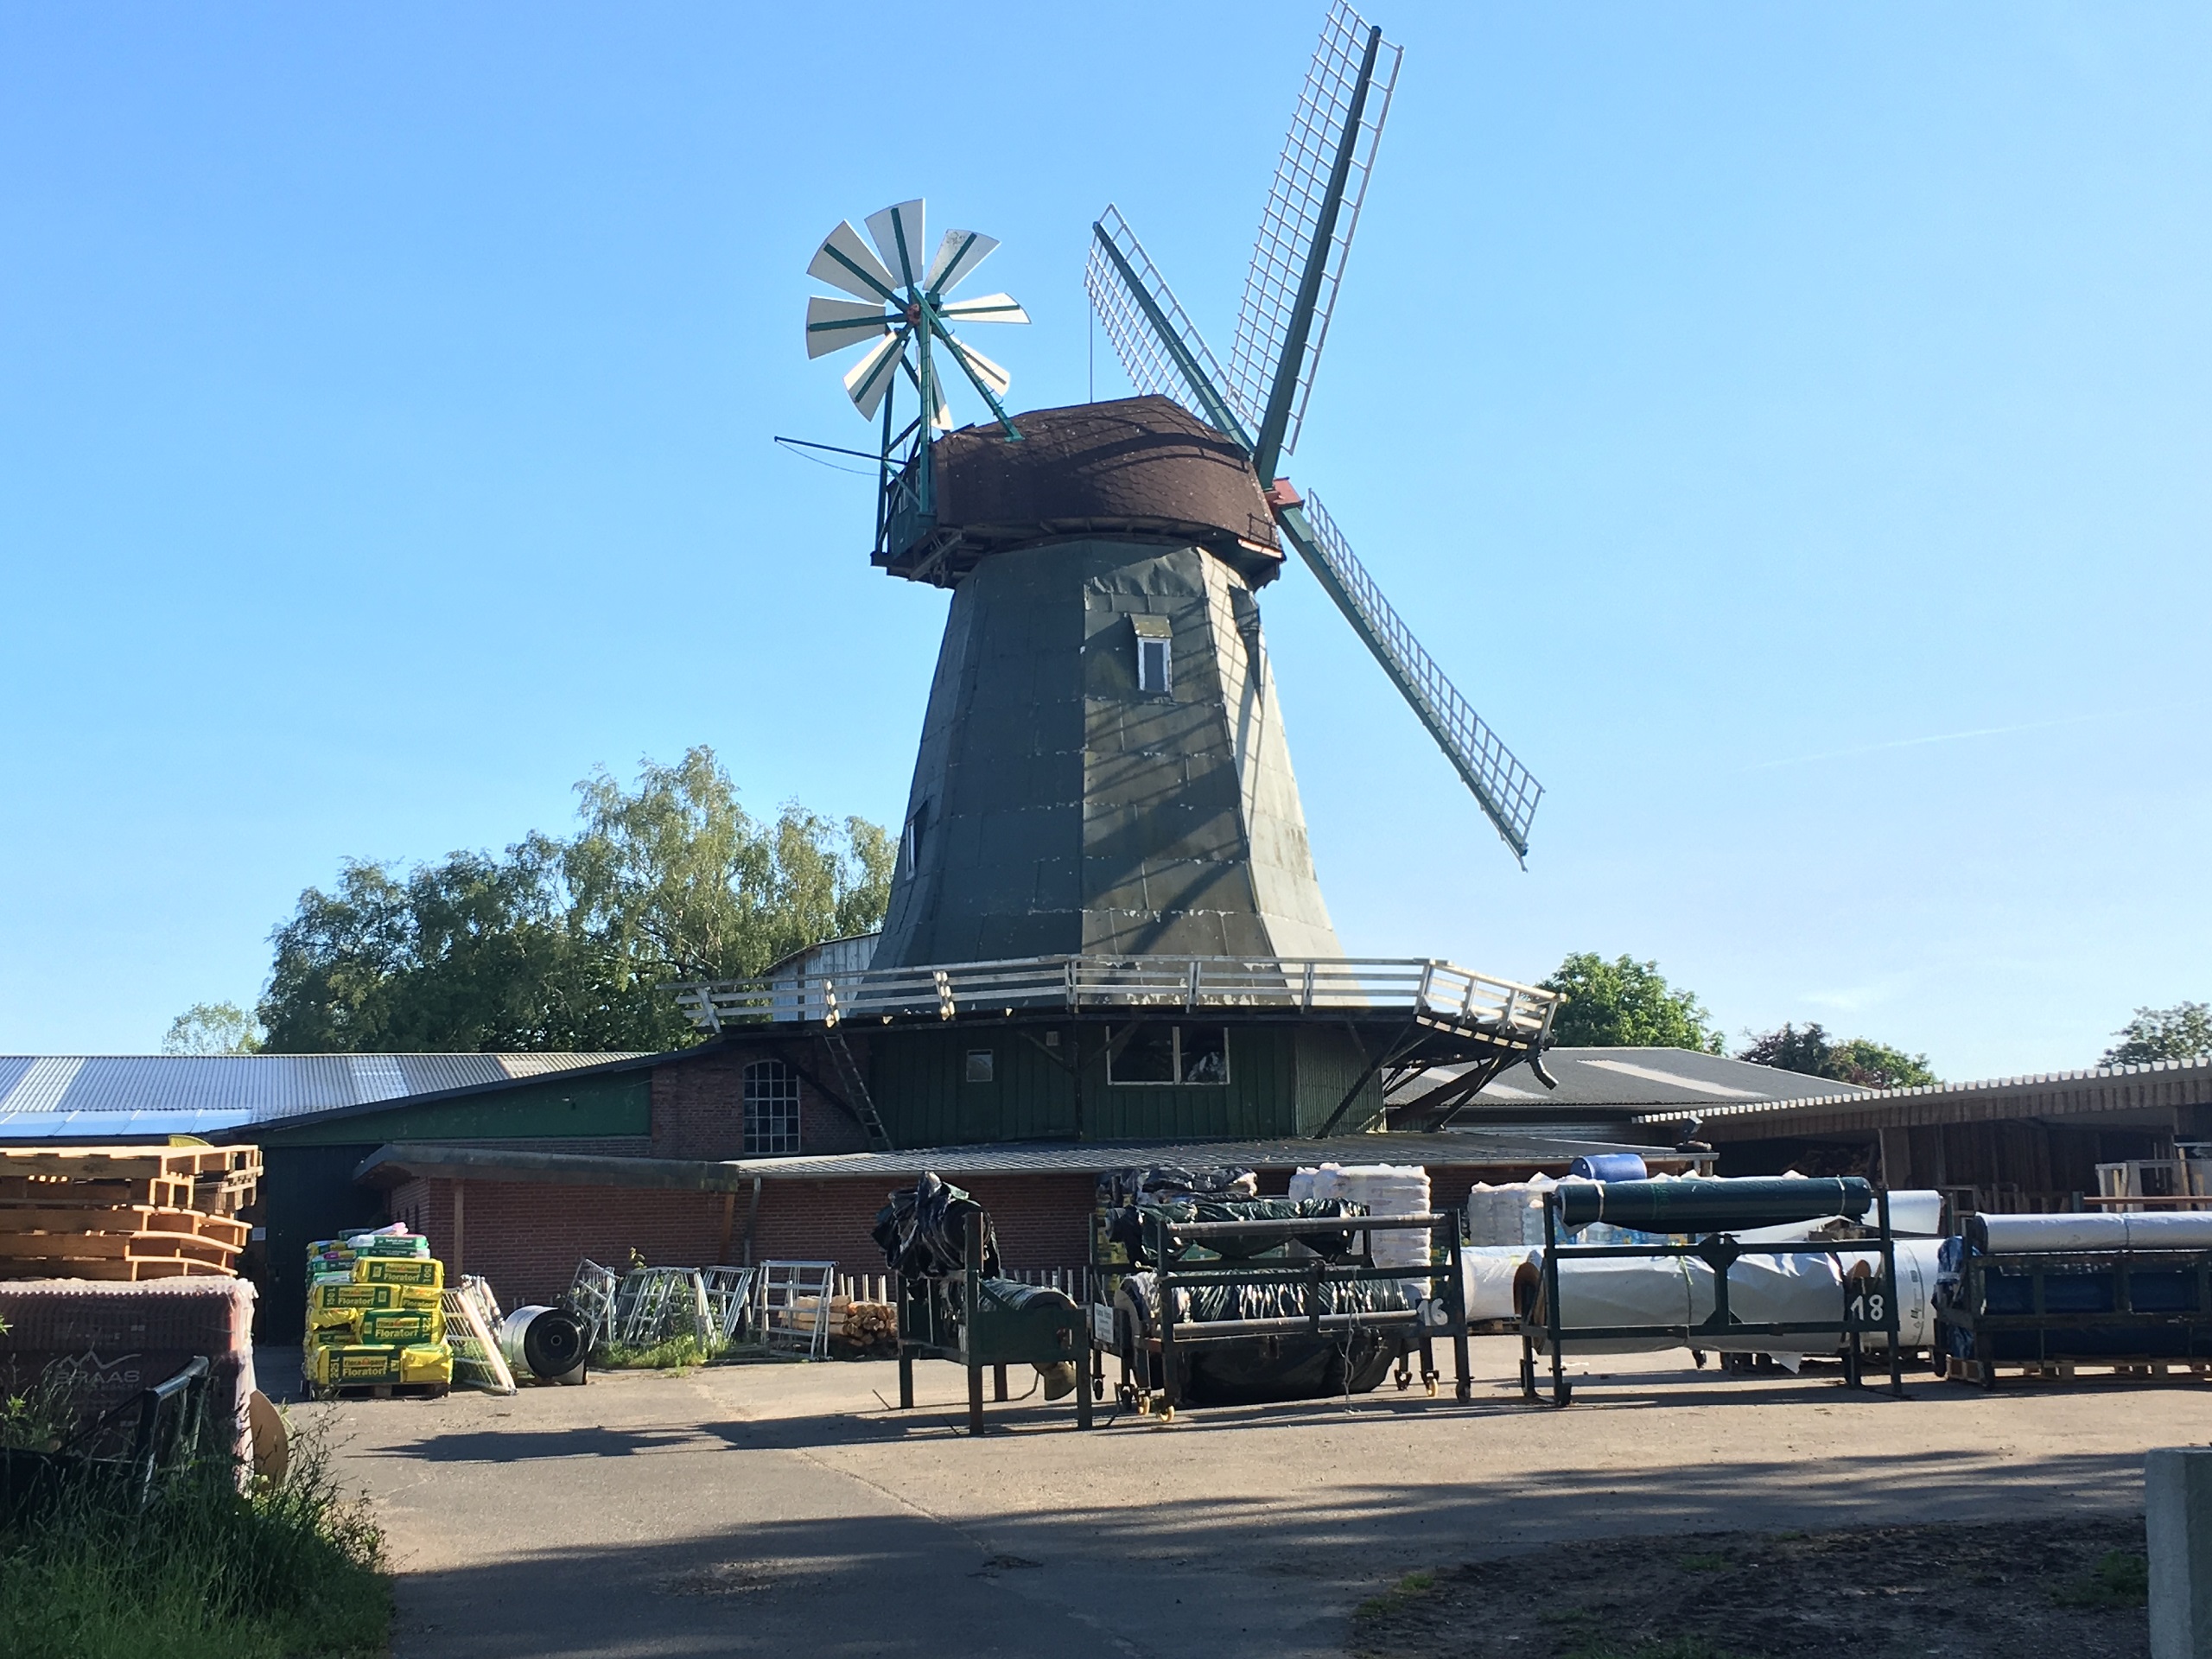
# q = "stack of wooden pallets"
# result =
<box><xmin>0</xmin><ymin>1144</ymin><xmax>258</xmax><ymax>1281</ymax></box>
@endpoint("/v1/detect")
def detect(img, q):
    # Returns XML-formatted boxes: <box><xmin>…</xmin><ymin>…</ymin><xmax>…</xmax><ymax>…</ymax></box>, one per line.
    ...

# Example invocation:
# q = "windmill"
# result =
<box><xmin>804</xmin><ymin>199</ymin><xmax>1031</xmax><ymax>551</ymax></box>
<box><xmin>1084</xmin><ymin>2</ymin><xmax>1542</xmax><ymax>863</ymax></box>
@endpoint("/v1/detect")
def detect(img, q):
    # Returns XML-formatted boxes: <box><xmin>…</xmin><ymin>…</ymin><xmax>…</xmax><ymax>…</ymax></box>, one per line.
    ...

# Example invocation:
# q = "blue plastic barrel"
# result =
<box><xmin>1568</xmin><ymin>1153</ymin><xmax>1649</xmax><ymax>1182</ymax></box>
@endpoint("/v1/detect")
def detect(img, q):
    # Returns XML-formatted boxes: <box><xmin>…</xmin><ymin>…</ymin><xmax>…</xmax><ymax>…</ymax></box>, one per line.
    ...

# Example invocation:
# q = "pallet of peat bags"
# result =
<box><xmin>304</xmin><ymin>1228</ymin><xmax>453</xmax><ymax>1399</ymax></box>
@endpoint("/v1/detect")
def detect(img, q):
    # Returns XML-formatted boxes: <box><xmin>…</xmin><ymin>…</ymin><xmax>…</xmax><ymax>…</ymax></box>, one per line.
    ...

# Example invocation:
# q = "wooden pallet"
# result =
<box><xmin>0</xmin><ymin>1147</ymin><xmax>259</xmax><ymax>1181</ymax></box>
<box><xmin>0</xmin><ymin>1174</ymin><xmax>200</xmax><ymax>1208</ymax></box>
<box><xmin>0</xmin><ymin>1256</ymin><xmax>232</xmax><ymax>1281</ymax></box>
<box><xmin>0</xmin><ymin>1144</ymin><xmax>257</xmax><ymax>1282</ymax></box>
<box><xmin>1946</xmin><ymin>1355</ymin><xmax>2212</xmax><ymax>1386</ymax></box>
<box><xmin>310</xmin><ymin>1382</ymin><xmax>450</xmax><ymax>1402</ymax></box>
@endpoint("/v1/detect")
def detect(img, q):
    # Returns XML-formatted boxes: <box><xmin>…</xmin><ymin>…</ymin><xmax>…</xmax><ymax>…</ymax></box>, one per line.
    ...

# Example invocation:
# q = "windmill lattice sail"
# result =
<box><xmin>1280</xmin><ymin>491</ymin><xmax>1542</xmax><ymax>861</ymax></box>
<box><xmin>1230</xmin><ymin>3</ymin><xmax>1401</xmax><ymax>469</ymax></box>
<box><xmin>1084</xmin><ymin>208</ymin><xmax>1252</xmax><ymax>446</ymax></box>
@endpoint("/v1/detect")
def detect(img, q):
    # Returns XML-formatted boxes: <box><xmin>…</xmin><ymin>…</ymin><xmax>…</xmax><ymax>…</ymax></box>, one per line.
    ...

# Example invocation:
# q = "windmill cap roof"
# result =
<box><xmin>879</xmin><ymin>396</ymin><xmax>1283</xmax><ymax>586</ymax></box>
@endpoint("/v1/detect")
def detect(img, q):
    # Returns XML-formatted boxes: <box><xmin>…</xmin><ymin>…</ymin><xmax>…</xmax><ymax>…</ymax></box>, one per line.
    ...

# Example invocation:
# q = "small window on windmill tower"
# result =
<box><xmin>899</xmin><ymin>802</ymin><xmax>927</xmax><ymax>878</ymax></box>
<box><xmin>964</xmin><ymin>1049</ymin><xmax>995</xmax><ymax>1084</ymax></box>
<box><xmin>1132</xmin><ymin>614</ymin><xmax>1173</xmax><ymax>695</ymax></box>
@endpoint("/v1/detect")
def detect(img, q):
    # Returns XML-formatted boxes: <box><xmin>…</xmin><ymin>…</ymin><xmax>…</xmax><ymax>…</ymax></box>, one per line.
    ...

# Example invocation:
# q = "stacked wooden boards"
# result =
<box><xmin>0</xmin><ymin>1144</ymin><xmax>257</xmax><ymax>1281</ymax></box>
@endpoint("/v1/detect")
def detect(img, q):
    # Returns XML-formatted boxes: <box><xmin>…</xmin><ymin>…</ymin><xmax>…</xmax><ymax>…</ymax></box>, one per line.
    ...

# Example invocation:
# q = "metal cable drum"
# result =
<box><xmin>1554</xmin><ymin>1178</ymin><xmax>1872</xmax><ymax>1231</ymax></box>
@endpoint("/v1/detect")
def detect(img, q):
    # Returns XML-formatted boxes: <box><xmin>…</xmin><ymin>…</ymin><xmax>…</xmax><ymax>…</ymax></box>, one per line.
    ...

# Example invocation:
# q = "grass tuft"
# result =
<box><xmin>596</xmin><ymin>1332</ymin><xmax>716</xmax><ymax>1370</ymax></box>
<box><xmin>1353</xmin><ymin>1567</ymin><xmax>1440</xmax><ymax>1618</ymax></box>
<box><xmin>2051</xmin><ymin>1548</ymin><xmax>2149</xmax><ymax>1610</ymax></box>
<box><xmin>1677</xmin><ymin>1552</ymin><xmax>1729</xmax><ymax>1573</ymax></box>
<box><xmin>0</xmin><ymin>1411</ymin><xmax>389</xmax><ymax>1659</ymax></box>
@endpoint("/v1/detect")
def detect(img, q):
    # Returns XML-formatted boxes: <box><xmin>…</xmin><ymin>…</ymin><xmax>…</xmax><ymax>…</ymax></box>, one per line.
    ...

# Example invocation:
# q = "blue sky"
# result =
<box><xmin>2</xmin><ymin>3</ymin><xmax>2205</xmax><ymax>1076</ymax></box>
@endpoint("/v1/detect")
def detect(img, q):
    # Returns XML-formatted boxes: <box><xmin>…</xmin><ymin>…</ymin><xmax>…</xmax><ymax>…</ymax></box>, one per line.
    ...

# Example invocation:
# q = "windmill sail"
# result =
<box><xmin>1276</xmin><ymin>491</ymin><xmax>1542</xmax><ymax>861</ymax></box>
<box><xmin>1085</xmin><ymin>208</ymin><xmax>1255</xmax><ymax>444</ymax></box>
<box><xmin>1230</xmin><ymin>3</ymin><xmax>1401</xmax><ymax>481</ymax></box>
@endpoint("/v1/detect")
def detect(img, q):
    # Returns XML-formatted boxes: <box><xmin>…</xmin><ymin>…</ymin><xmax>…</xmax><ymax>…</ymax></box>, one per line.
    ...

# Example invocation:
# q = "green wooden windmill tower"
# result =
<box><xmin>690</xmin><ymin>3</ymin><xmax>1557</xmax><ymax>1147</ymax></box>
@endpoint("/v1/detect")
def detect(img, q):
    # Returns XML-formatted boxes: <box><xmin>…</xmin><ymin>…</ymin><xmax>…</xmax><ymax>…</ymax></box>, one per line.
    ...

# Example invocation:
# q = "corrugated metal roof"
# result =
<box><xmin>0</xmin><ymin>1053</ymin><xmax>648</xmax><ymax>1135</ymax></box>
<box><xmin>1390</xmin><ymin>1047</ymin><xmax>1868</xmax><ymax>1112</ymax></box>
<box><xmin>1625</xmin><ymin>1054</ymin><xmax>2212</xmax><ymax>1133</ymax></box>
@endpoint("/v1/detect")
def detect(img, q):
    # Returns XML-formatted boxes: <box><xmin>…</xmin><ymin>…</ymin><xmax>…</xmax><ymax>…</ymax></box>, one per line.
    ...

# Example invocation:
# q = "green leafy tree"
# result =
<box><xmin>258</xmin><ymin>839</ymin><xmax>586</xmax><ymax>1052</ymax></box>
<box><xmin>252</xmin><ymin>747</ymin><xmax>894</xmax><ymax>1054</ymax></box>
<box><xmin>563</xmin><ymin>747</ymin><xmax>895</xmax><ymax>1050</ymax></box>
<box><xmin>162</xmin><ymin>1001</ymin><xmax>264</xmax><ymax>1055</ymax></box>
<box><xmin>1739</xmin><ymin>1021</ymin><xmax>1936</xmax><ymax>1090</ymax></box>
<box><xmin>1540</xmin><ymin>953</ymin><xmax>1725</xmax><ymax>1053</ymax></box>
<box><xmin>2102</xmin><ymin>1001</ymin><xmax>2212</xmax><ymax>1067</ymax></box>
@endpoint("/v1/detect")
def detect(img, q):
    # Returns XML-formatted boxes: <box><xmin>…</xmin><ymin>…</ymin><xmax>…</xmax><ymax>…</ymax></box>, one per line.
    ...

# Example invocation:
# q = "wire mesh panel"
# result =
<box><xmin>754</xmin><ymin>1260</ymin><xmax>838</xmax><ymax>1361</ymax></box>
<box><xmin>615</xmin><ymin>1268</ymin><xmax>712</xmax><ymax>1350</ymax></box>
<box><xmin>1228</xmin><ymin>3</ymin><xmax>1401</xmax><ymax>459</ymax></box>
<box><xmin>1291</xmin><ymin>491</ymin><xmax>1541</xmax><ymax>856</ymax></box>
<box><xmin>443</xmin><ymin>1276</ymin><xmax>518</xmax><ymax>1395</ymax></box>
<box><xmin>1085</xmin><ymin>207</ymin><xmax>1253</xmax><ymax>442</ymax></box>
<box><xmin>563</xmin><ymin>1259</ymin><xmax>620</xmax><ymax>1349</ymax></box>
<box><xmin>701</xmin><ymin>1266</ymin><xmax>758</xmax><ymax>1345</ymax></box>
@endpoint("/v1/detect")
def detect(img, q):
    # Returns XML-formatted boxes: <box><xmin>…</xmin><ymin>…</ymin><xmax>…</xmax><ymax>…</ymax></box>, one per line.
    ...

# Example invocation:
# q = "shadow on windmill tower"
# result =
<box><xmin>688</xmin><ymin>6</ymin><xmax>1559</xmax><ymax>1152</ymax></box>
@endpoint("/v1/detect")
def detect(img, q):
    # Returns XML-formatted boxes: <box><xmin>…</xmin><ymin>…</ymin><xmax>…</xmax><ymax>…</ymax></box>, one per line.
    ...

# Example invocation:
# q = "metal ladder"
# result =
<box><xmin>822</xmin><ymin>991</ymin><xmax>893</xmax><ymax>1152</ymax></box>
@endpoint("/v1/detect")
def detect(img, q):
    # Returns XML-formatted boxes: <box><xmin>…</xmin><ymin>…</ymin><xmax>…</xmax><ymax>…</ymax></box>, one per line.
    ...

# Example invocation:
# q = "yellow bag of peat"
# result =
<box><xmin>308</xmin><ymin>1344</ymin><xmax>405</xmax><ymax>1388</ymax></box>
<box><xmin>353</xmin><ymin>1256</ymin><xmax>442</xmax><ymax>1288</ymax></box>
<box><xmin>397</xmin><ymin>1343</ymin><xmax>453</xmax><ymax>1385</ymax></box>
<box><xmin>359</xmin><ymin>1307</ymin><xmax>443</xmax><ymax>1345</ymax></box>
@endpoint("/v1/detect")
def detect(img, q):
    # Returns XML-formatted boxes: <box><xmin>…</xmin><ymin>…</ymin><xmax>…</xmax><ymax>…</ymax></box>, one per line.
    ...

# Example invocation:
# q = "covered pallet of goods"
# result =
<box><xmin>303</xmin><ymin>1226</ymin><xmax>453</xmax><ymax>1397</ymax></box>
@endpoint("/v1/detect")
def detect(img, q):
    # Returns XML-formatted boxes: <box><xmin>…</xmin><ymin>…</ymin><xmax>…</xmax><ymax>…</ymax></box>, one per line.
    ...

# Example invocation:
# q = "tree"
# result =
<box><xmin>251</xmin><ymin>747</ymin><xmax>897</xmax><ymax>1054</ymax></box>
<box><xmin>562</xmin><ymin>747</ymin><xmax>896</xmax><ymax>1051</ymax></box>
<box><xmin>2102</xmin><ymin>1002</ymin><xmax>2212</xmax><ymax>1068</ymax></box>
<box><xmin>1738</xmin><ymin>1021</ymin><xmax>1936</xmax><ymax>1090</ymax></box>
<box><xmin>1540</xmin><ymin>953</ymin><xmax>1725</xmax><ymax>1052</ymax></box>
<box><xmin>258</xmin><ymin>840</ymin><xmax>587</xmax><ymax>1053</ymax></box>
<box><xmin>162</xmin><ymin>1001</ymin><xmax>263</xmax><ymax>1055</ymax></box>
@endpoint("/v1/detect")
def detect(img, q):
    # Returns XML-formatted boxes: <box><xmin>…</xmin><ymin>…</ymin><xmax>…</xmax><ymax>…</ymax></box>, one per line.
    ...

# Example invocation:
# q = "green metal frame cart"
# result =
<box><xmin>895</xmin><ymin>1211</ymin><xmax>1093</xmax><ymax>1434</ymax></box>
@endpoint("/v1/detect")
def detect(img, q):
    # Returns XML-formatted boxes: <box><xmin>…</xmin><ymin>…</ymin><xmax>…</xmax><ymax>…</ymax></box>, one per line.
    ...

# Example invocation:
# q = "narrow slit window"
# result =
<box><xmin>1137</xmin><ymin>637</ymin><xmax>1171</xmax><ymax>694</ymax></box>
<box><xmin>1132</xmin><ymin>615</ymin><xmax>1173</xmax><ymax>695</ymax></box>
<box><xmin>900</xmin><ymin>804</ymin><xmax>926</xmax><ymax>878</ymax></box>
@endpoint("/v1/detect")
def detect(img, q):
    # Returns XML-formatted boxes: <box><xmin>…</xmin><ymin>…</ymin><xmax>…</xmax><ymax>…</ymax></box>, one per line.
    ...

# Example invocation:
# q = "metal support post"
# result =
<box><xmin>1154</xmin><ymin>1211</ymin><xmax>1179</xmax><ymax>1414</ymax></box>
<box><xmin>965</xmin><ymin>1211</ymin><xmax>985</xmax><ymax>1436</ymax></box>
<box><xmin>1544</xmin><ymin>1194</ymin><xmax>1568</xmax><ymax>1406</ymax></box>
<box><xmin>1879</xmin><ymin>1186</ymin><xmax>1904</xmax><ymax>1396</ymax></box>
<box><xmin>1449</xmin><ymin>1208</ymin><xmax>1472</xmax><ymax>1402</ymax></box>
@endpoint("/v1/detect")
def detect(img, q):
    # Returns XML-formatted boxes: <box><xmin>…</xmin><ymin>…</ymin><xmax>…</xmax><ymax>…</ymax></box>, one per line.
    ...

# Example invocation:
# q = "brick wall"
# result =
<box><xmin>651</xmin><ymin>1049</ymin><xmax>871</xmax><ymax>1161</ymax></box>
<box><xmin>367</xmin><ymin>1169</ymin><xmax>1097</xmax><ymax>1310</ymax></box>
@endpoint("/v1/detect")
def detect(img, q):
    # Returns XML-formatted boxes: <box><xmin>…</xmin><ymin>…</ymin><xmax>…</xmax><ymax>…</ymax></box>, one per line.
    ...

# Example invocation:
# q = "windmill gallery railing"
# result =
<box><xmin>673</xmin><ymin>956</ymin><xmax>1559</xmax><ymax>1046</ymax></box>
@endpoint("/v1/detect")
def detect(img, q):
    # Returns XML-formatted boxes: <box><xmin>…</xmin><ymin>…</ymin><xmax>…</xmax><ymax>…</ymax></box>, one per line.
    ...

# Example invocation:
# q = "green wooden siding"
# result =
<box><xmin>868</xmin><ymin>1028</ymin><xmax>1078</xmax><ymax>1147</ymax></box>
<box><xmin>254</xmin><ymin>1071</ymin><xmax>651</xmax><ymax>1148</ymax></box>
<box><xmin>862</xmin><ymin>1022</ymin><xmax>1362</xmax><ymax>1145</ymax></box>
<box><xmin>1293</xmin><ymin>1026</ymin><xmax>1382</xmax><ymax>1135</ymax></box>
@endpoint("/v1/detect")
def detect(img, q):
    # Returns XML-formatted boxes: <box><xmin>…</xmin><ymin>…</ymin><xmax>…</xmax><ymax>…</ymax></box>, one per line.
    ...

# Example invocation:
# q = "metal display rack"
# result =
<box><xmin>1936</xmin><ymin>1241</ymin><xmax>2212</xmax><ymax>1385</ymax></box>
<box><xmin>1106</xmin><ymin>1207</ymin><xmax>1470</xmax><ymax>1421</ymax></box>
<box><xmin>1522</xmin><ymin>1182</ymin><xmax>1905</xmax><ymax>1406</ymax></box>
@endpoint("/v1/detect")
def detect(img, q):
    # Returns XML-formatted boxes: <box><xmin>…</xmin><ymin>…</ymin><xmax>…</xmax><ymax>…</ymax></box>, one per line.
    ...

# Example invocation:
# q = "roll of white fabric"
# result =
<box><xmin>1977</xmin><ymin>1213</ymin><xmax>2129</xmax><ymax>1252</ymax></box>
<box><xmin>2122</xmin><ymin>1213</ymin><xmax>2212</xmax><ymax>1250</ymax></box>
<box><xmin>1458</xmin><ymin>1245</ymin><xmax>1535</xmax><ymax>1320</ymax></box>
<box><xmin>1525</xmin><ymin>1239</ymin><xmax>1946</xmax><ymax>1356</ymax></box>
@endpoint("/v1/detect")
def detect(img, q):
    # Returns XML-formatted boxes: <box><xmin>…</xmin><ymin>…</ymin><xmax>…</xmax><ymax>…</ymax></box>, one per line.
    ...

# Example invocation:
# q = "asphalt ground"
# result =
<box><xmin>281</xmin><ymin>1342</ymin><xmax>2203</xmax><ymax>1659</ymax></box>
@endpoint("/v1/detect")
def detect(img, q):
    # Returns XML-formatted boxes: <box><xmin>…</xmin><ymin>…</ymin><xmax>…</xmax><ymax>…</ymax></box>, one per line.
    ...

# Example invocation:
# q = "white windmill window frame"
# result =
<box><xmin>1132</xmin><ymin>614</ymin><xmax>1173</xmax><ymax>696</ymax></box>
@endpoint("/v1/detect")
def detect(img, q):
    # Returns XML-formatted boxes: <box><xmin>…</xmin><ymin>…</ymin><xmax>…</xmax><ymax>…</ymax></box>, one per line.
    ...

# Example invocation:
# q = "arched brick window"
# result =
<box><xmin>742</xmin><ymin>1059</ymin><xmax>801</xmax><ymax>1156</ymax></box>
